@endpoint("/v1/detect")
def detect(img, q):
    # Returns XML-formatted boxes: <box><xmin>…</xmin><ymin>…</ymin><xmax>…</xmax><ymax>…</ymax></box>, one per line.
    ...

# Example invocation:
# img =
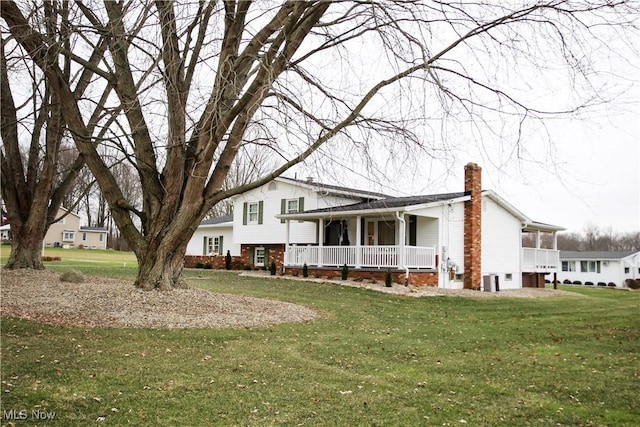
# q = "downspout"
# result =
<box><xmin>396</xmin><ymin>211</ymin><xmax>409</xmax><ymax>283</ymax></box>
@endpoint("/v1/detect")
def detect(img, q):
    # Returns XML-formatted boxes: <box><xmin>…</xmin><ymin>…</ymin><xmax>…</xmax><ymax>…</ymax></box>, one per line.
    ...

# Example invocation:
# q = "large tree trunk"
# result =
<box><xmin>4</xmin><ymin>222</ymin><xmax>46</xmax><ymax>270</ymax></box>
<box><xmin>133</xmin><ymin>232</ymin><xmax>191</xmax><ymax>291</ymax></box>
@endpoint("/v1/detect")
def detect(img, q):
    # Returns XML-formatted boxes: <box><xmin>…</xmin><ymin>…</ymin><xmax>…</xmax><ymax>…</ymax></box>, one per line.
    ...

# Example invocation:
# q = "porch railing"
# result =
<box><xmin>286</xmin><ymin>245</ymin><xmax>436</xmax><ymax>269</ymax></box>
<box><xmin>522</xmin><ymin>248</ymin><xmax>559</xmax><ymax>272</ymax></box>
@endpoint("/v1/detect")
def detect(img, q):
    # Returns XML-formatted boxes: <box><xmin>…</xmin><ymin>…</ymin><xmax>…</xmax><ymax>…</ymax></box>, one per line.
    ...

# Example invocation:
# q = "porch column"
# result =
<box><xmin>318</xmin><ymin>218</ymin><xmax>324</xmax><ymax>267</ymax></box>
<box><xmin>284</xmin><ymin>219</ymin><xmax>291</xmax><ymax>266</ymax></box>
<box><xmin>552</xmin><ymin>231</ymin><xmax>558</xmax><ymax>250</ymax></box>
<box><xmin>397</xmin><ymin>212</ymin><xmax>405</xmax><ymax>270</ymax></box>
<box><xmin>356</xmin><ymin>215</ymin><xmax>362</xmax><ymax>268</ymax></box>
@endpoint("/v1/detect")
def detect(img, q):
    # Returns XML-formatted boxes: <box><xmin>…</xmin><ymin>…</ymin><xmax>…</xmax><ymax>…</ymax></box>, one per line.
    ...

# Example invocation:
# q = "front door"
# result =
<box><xmin>366</xmin><ymin>219</ymin><xmax>396</xmax><ymax>245</ymax></box>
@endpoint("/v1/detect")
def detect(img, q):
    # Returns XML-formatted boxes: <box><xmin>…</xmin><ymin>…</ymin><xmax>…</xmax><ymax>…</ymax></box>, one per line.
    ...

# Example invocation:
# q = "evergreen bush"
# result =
<box><xmin>385</xmin><ymin>269</ymin><xmax>392</xmax><ymax>287</ymax></box>
<box><xmin>225</xmin><ymin>250</ymin><xmax>232</xmax><ymax>270</ymax></box>
<box><xmin>270</xmin><ymin>260</ymin><xmax>277</xmax><ymax>276</ymax></box>
<box><xmin>302</xmin><ymin>263</ymin><xmax>309</xmax><ymax>278</ymax></box>
<box><xmin>341</xmin><ymin>264</ymin><xmax>349</xmax><ymax>280</ymax></box>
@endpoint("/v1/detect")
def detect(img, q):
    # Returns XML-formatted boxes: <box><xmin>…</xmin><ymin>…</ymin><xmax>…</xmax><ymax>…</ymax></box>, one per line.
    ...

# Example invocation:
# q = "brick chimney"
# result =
<box><xmin>463</xmin><ymin>163</ymin><xmax>482</xmax><ymax>290</ymax></box>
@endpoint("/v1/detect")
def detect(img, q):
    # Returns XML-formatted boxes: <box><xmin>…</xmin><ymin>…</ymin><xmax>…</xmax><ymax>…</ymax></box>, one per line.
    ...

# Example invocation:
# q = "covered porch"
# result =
<box><xmin>281</xmin><ymin>213</ymin><xmax>438</xmax><ymax>271</ymax></box>
<box><xmin>521</xmin><ymin>222</ymin><xmax>564</xmax><ymax>273</ymax></box>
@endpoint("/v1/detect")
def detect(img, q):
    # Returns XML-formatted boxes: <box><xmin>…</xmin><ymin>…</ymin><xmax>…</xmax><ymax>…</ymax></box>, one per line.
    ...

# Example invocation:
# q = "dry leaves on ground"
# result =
<box><xmin>0</xmin><ymin>269</ymin><xmax>319</xmax><ymax>329</ymax></box>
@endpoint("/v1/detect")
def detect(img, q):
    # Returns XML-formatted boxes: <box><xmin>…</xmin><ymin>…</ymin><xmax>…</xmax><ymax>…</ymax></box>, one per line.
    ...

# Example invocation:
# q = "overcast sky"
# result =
<box><xmin>294</xmin><ymin>5</ymin><xmax>640</xmax><ymax>235</ymax></box>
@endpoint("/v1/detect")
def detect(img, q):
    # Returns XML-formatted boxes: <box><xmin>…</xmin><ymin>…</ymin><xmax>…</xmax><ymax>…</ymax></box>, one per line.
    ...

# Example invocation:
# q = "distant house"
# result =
<box><xmin>188</xmin><ymin>163</ymin><xmax>565</xmax><ymax>289</ymax></box>
<box><xmin>558</xmin><ymin>251</ymin><xmax>640</xmax><ymax>287</ymax></box>
<box><xmin>1</xmin><ymin>207</ymin><xmax>108</xmax><ymax>250</ymax></box>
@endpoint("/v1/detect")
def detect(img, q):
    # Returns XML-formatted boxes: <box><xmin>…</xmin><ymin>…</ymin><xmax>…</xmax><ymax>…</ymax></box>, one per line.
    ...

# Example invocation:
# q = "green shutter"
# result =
<box><xmin>258</xmin><ymin>201</ymin><xmax>264</xmax><ymax>224</ymax></box>
<box><xmin>218</xmin><ymin>236</ymin><xmax>224</xmax><ymax>255</ymax></box>
<box><xmin>203</xmin><ymin>236</ymin><xmax>207</xmax><ymax>255</ymax></box>
<box><xmin>243</xmin><ymin>202</ymin><xmax>248</xmax><ymax>225</ymax></box>
<box><xmin>281</xmin><ymin>199</ymin><xmax>286</xmax><ymax>223</ymax></box>
<box><xmin>298</xmin><ymin>197</ymin><xmax>304</xmax><ymax>212</ymax></box>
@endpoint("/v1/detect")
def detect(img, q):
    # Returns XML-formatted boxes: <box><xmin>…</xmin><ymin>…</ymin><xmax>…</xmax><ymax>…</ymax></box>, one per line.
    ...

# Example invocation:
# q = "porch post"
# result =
<box><xmin>356</xmin><ymin>215</ymin><xmax>362</xmax><ymax>268</ymax></box>
<box><xmin>397</xmin><ymin>212</ymin><xmax>405</xmax><ymax>270</ymax></box>
<box><xmin>318</xmin><ymin>218</ymin><xmax>324</xmax><ymax>267</ymax></box>
<box><xmin>552</xmin><ymin>231</ymin><xmax>558</xmax><ymax>250</ymax></box>
<box><xmin>284</xmin><ymin>219</ymin><xmax>291</xmax><ymax>266</ymax></box>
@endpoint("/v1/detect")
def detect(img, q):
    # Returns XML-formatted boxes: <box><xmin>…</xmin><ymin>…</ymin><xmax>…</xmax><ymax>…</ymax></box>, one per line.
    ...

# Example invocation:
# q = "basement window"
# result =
<box><xmin>454</xmin><ymin>274</ymin><xmax>464</xmax><ymax>281</ymax></box>
<box><xmin>505</xmin><ymin>274</ymin><xmax>513</xmax><ymax>281</ymax></box>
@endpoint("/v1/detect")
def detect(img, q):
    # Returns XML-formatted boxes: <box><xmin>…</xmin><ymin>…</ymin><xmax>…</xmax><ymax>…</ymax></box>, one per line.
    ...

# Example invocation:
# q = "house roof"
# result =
<box><xmin>560</xmin><ymin>251</ymin><xmax>639</xmax><ymax>260</ymax></box>
<box><xmin>278</xmin><ymin>188</ymin><xmax>565</xmax><ymax>231</ymax></box>
<box><xmin>276</xmin><ymin>176</ymin><xmax>390</xmax><ymax>200</ymax></box>
<box><xmin>199</xmin><ymin>214</ymin><xmax>233</xmax><ymax>226</ymax></box>
<box><xmin>278</xmin><ymin>192</ymin><xmax>469</xmax><ymax>219</ymax></box>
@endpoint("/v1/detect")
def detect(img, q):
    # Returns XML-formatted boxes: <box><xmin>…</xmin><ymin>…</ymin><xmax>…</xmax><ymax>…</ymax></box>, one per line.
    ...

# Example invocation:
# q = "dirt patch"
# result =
<box><xmin>241</xmin><ymin>271</ymin><xmax>581</xmax><ymax>298</ymax></box>
<box><xmin>0</xmin><ymin>269</ymin><xmax>318</xmax><ymax>329</ymax></box>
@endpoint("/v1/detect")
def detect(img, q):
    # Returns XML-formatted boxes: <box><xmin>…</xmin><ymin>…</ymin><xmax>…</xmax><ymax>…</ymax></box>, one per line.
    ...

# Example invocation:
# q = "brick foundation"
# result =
<box><xmin>284</xmin><ymin>267</ymin><xmax>438</xmax><ymax>287</ymax></box>
<box><xmin>240</xmin><ymin>244</ymin><xmax>285</xmax><ymax>271</ymax></box>
<box><xmin>464</xmin><ymin>162</ymin><xmax>482</xmax><ymax>290</ymax></box>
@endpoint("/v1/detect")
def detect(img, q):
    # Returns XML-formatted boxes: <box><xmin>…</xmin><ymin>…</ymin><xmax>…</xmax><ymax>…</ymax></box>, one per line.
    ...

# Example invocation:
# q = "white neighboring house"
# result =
<box><xmin>189</xmin><ymin>163</ymin><xmax>565</xmax><ymax>289</ymax></box>
<box><xmin>1</xmin><ymin>207</ymin><xmax>108</xmax><ymax>250</ymax></box>
<box><xmin>558</xmin><ymin>251</ymin><xmax>640</xmax><ymax>287</ymax></box>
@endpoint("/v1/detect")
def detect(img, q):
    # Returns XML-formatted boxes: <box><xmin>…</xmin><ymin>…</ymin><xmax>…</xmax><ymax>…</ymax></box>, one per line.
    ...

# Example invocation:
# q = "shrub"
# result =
<box><xmin>203</xmin><ymin>263</ymin><xmax>213</xmax><ymax>269</ymax></box>
<box><xmin>341</xmin><ymin>264</ymin><xmax>349</xmax><ymax>281</ymax></box>
<box><xmin>302</xmin><ymin>263</ymin><xmax>309</xmax><ymax>278</ymax></box>
<box><xmin>243</xmin><ymin>265</ymin><xmax>252</xmax><ymax>271</ymax></box>
<box><xmin>597</xmin><ymin>282</ymin><xmax>606</xmax><ymax>287</ymax></box>
<box><xmin>624</xmin><ymin>278</ymin><xmax>639</xmax><ymax>289</ymax></box>
<box><xmin>608</xmin><ymin>282</ymin><xmax>617</xmax><ymax>287</ymax></box>
<box><xmin>572</xmin><ymin>280</ymin><xmax>582</xmax><ymax>285</ymax></box>
<box><xmin>563</xmin><ymin>279</ymin><xmax>572</xmax><ymax>284</ymax></box>
<box><xmin>59</xmin><ymin>270</ymin><xmax>85</xmax><ymax>283</ymax></box>
<box><xmin>584</xmin><ymin>281</ymin><xmax>594</xmax><ymax>286</ymax></box>
<box><xmin>385</xmin><ymin>269</ymin><xmax>393</xmax><ymax>287</ymax></box>
<box><xmin>225</xmin><ymin>251</ymin><xmax>232</xmax><ymax>270</ymax></box>
<box><xmin>195</xmin><ymin>262</ymin><xmax>205</xmax><ymax>269</ymax></box>
<box><xmin>270</xmin><ymin>260</ymin><xmax>277</xmax><ymax>276</ymax></box>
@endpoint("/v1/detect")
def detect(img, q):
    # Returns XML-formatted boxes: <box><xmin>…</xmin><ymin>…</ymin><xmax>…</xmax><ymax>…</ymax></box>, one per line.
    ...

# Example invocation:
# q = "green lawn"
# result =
<box><xmin>1</xmin><ymin>251</ymin><xmax>639</xmax><ymax>426</ymax></box>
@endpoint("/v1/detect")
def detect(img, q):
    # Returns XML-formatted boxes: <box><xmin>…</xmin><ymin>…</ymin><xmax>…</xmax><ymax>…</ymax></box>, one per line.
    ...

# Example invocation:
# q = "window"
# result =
<box><xmin>562</xmin><ymin>261</ymin><xmax>576</xmax><ymax>272</ymax></box>
<box><xmin>254</xmin><ymin>247</ymin><xmax>265</xmax><ymax>267</ymax></box>
<box><xmin>55</xmin><ymin>217</ymin><xmax>65</xmax><ymax>225</ymax></box>
<box><xmin>207</xmin><ymin>237</ymin><xmax>220</xmax><ymax>255</ymax></box>
<box><xmin>62</xmin><ymin>231</ymin><xmax>74</xmax><ymax>242</ymax></box>
<box><xmin>505</xmin><ymin>273</ymin><xmax>513</xmax><ymax>281</ymax></box>
<box><xmin>624</xmin><ymin>267</ymin><xmax>630</xmax><ymax>274</ymax></box>
<box><xmin>286</xmin><ymin>199</ymin><xmax>299</xmax><ymax>214</ymax></box>
<box><xmin>243</xmin><ymin>201</ymin><xmax>263</xmax><ymax>225</ymax></box>
<box><xmin>280</xmin><ymin>197</ymin><xmax>304</xmax><ymax>223</ymax></box>
<box><xmin>248</xmin><ymin>203</ymin><xmax>259</xmax><ymax>223</ymax></box>
<box><xmin>580</xmin><ymin>260</ymin><xmax>601</xmax><ymax>273</ymax></box>
<box><xmin>82</xmin><ymin>232</ymin><xmax>87</xmax><ymax>241</ymax></box>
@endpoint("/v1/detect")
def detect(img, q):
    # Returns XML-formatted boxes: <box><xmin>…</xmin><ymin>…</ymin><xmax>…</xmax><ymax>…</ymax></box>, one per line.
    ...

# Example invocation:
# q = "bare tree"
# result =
<box><xmin>0</xmin><ymin>2</ymin><xmax>88</xmax><ymax>269</ymax></box>
<box><xmin>2</xmin><ymin>1</ymin><xmax>637</xmax><ymax>289</ymax></box>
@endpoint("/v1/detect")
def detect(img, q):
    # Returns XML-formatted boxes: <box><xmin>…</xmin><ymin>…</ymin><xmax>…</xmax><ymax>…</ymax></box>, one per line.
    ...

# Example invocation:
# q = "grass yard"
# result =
<box><xmin>1</xmin><ymin>252</ymin><xmax>639</xmax><ymax>426</ymax></box>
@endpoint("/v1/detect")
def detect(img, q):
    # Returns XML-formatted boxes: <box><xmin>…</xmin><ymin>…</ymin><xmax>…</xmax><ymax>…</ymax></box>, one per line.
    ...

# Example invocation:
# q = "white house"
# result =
<box><xmin>188</xmin><ymin>163</ymin><xmax>565</xmax><ymax>289</ymax></box>
<box><xmin>558</xmin><ymin>251</ymin><xmax>640</xmax><ymax>287</ymax></box>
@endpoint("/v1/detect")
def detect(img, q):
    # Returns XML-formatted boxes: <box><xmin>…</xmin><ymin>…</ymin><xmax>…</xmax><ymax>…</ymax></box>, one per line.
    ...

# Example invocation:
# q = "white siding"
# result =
<box><xmin>481</xmin><ymin>197</ymin><xmax>522</xmax><ymax>290</ymax></box>
<box><xmin>232</xmin><ymin>180</ymin><xmax>364</xmax><ymax>245</ymax></box>
<box><xmin>187</xmin><ymin>225</ymin><xmax>237</xmax><ymax>256</ymax></box>
<box><xmin>557</xmin><ymin>253</ymin><xmax>640</xmax><ymax>287</ymax></box>
<box><xmin>410</xmin><ymin>203</ymin><xmax>465</xmax><ymax>289</ymax></box>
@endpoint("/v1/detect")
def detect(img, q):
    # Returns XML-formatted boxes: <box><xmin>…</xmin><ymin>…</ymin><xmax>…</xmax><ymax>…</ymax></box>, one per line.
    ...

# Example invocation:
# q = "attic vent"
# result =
<box><xmin>267</xmin><ymin>182</ymin><xmax>277</xmax><ymax>191</ymax></box>
<box><xmin>306</xmin><ymin>177</ymin><xmax>314</xmax><ymax>183</ymax></box>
